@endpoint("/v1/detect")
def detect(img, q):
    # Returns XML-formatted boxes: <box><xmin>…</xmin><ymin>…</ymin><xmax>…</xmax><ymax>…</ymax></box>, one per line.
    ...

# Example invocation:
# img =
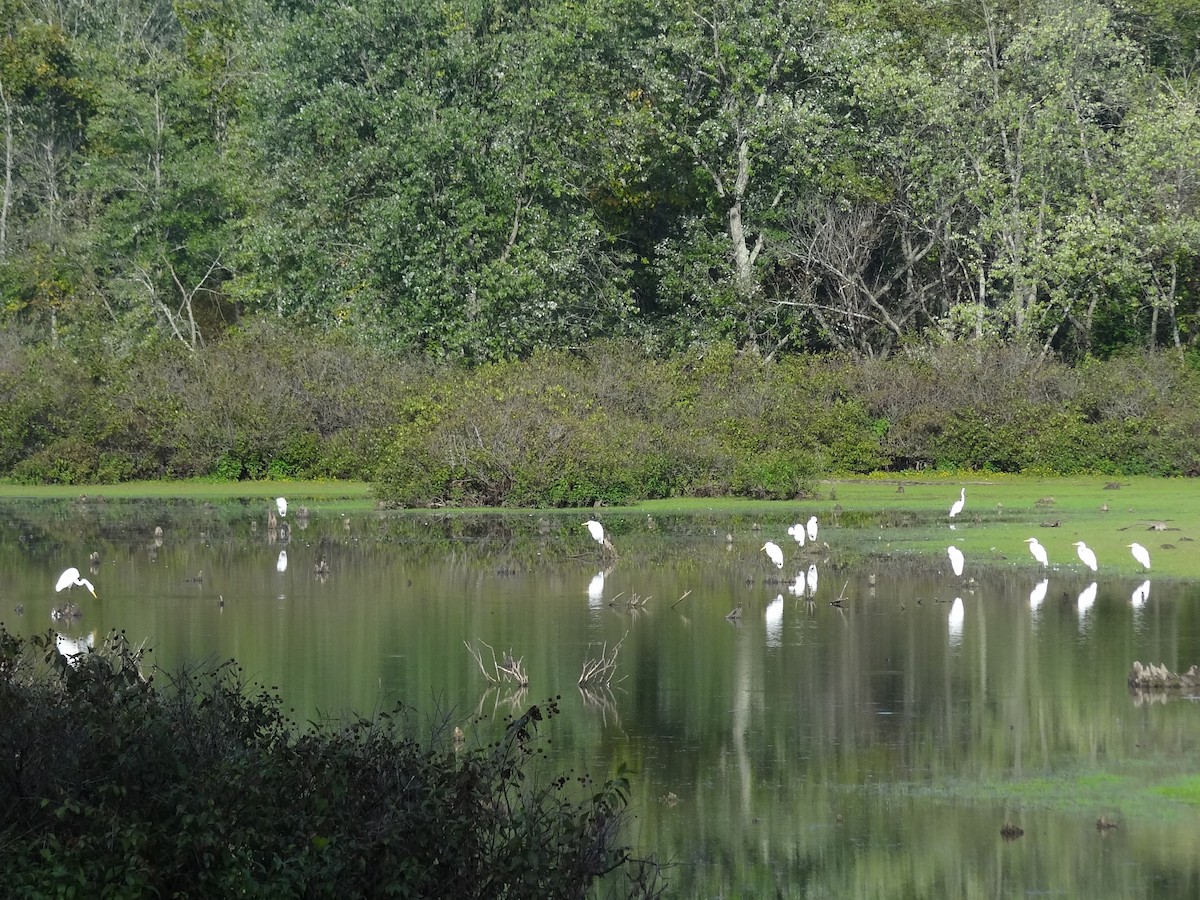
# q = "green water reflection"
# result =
<box><xmin>3</xmin><ymin>499</ymin><xmax>1199</xmax><ymax>898</ymax></box>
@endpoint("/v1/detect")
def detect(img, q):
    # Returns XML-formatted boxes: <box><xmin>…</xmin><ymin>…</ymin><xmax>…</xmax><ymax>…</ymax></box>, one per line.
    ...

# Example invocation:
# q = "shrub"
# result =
<box><xmin>0</xmin><ymin>628</ymin><xmax>663</xmax><ymax>899</ymax></box>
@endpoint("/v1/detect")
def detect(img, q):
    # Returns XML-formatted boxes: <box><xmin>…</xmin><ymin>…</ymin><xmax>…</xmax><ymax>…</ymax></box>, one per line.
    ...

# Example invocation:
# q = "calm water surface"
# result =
<box><xmin>4</xmin><ymin>498</ymin><xmax>1200</xmax><ymax>898</ymax></box>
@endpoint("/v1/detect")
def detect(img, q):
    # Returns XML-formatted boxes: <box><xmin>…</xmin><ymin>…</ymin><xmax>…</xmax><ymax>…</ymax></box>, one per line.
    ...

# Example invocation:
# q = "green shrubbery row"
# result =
<box><xmin>3</xmin><ymin>326</ymin><xmax>1199</xmax><ymax>502</ymax></box>
<box><xmin>0</xmin><ymin>628</ymin><xmax>661</xmax><ymax>898</ymax></box>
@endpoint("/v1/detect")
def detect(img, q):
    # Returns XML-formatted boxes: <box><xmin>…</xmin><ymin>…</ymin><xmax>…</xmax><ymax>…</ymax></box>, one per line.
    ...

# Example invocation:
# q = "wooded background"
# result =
<box><xmin>5</xmin><ymin>0</ymin><xmax>1200</xmax><ymax>361</ymax></box>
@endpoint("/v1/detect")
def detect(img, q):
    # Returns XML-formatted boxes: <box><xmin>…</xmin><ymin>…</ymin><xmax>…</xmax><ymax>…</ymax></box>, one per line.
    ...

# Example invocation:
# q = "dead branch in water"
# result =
<box><xmin>579</xmin><ymin>631</ymin><xmax>628</xmax><ymax>687</ymax></box>
<box><xmin>465</xmin><ymin>639</ymin><xmax>529</xmax><ymax>687</ymax></box>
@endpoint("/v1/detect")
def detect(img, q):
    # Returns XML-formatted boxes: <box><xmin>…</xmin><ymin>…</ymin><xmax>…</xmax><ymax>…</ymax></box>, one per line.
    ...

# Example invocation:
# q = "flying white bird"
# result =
<box><xmin>276</xmin><ymin>550</ymin><xmax>288</xmax><ymax>573</ymax></box>
<box><xmin>1077</xmin><ymin>581</ymin><xmax>1098</xmax><ymax>616</ymax></box>
<box><xmin>762</xmin><ymin>541</ymin><xmax>784</xmax><ymax>569</ymax></box>
<box><xmin>1029</xmin><ymin>578</ymin><xmax>1049</xmax><ymax>610</ymax></box>
<box><xmin>55</xmin><ymin>567</ymin><xmax>97</xmax><ymax>598</ymax></box>
<box><xmin>1073</xmin><ymin>541</ymin><xmax>1098</xmax><ymax>572</ymax></box>
<box><xmin>949</xmin><ymin>488</ymin><xmax>966</xmax><ymax>519</ymax></box>
<box><xmin>1128</xmin><ymin>542</ymin><xmax>1151</xmax><ymax>571</ymax></box>
<box><xmin>276</xmin><ymin>497</ymin><xmax>287</xmax><ymax>517</ymax></box>
<box><xmin>947</xmin><ymin>545</ymin><xmax>964</xmax><ymax>577</ymax></box>
<box><xmin>1024</xmin><ymin>537</ymin><xmax>1048</xmax><ymax>567</ymax></box>
<box><xmin>806</xmin><ymin>516</ymin><xmax>818</xmax><ymax>542</ymax></box>
<box><xmin>1131</xmin><ymin>580</ymin><xmax>1150</xmax><ymax>608</ymax></box>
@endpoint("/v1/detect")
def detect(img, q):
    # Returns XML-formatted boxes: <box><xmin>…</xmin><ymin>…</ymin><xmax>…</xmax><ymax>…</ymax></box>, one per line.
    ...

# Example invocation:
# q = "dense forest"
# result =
<box><xmin>4</xmin><ymin>0</ymin><xmax>1200</xmax><ymax>360</ymax></box>
<box><xmin>5</xmin><ymin>0</ymin><xmax>1200</xmax><ymax>494</ymax></box>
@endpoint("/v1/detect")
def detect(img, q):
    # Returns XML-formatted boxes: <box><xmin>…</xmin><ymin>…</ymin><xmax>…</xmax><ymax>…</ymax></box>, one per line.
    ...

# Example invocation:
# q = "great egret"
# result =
<box><xmin>806</xmin><ymin>516</ymin><xmax>819</xmax><ymax>542</ymax></box>
<box><xmin>1073</xmin><ymin>541</ymin><xmax>1098</xmax><ymax>572</ymax></box>
<box><xmin>949</xmin><ymin>488</ymin><xmax>966</xmax><ymax>519</ymax></box>
<box><xmin>55</xmin><ymin>567</ymin><xmax>97</xmax><ymax>598</ymax></box>
<box><xmin>276</xmin><ymin>550</ymin><xmax>288</xmax><ymax>573</ymax></box>
<box><xmin>1024</xmin><ymin>537</ymin><xmax>1049</xmax><ymax>567</ymax></box>
<box><xmin>585</xmin><ymin>520</ymin><xmax>605</xmax><ymax>545</ymax></box>
<box><xmin>1029</xmin><ymin>578</ymin><xmax>1049</xmax><ymax>610</ymax></box>
<box><xmin>55</xmin><ymin>631</ymin><xmax>95</xmax><ymax>667</ymax></box>
<box><xmin>1077</xmin><ymin>581</ymin><xmax>1098</xmax><ymax>616</ymax></box>
<box><xmin>786</xmin><ymin>524</ymin><xmax>806</xmax><ymax>547</ymax></box>
<box><xmin>762</xmin><ymin>541</ymin><xmax>784</xmax><ymax>569</ymax></box>
<box><xmin>1131</xmin><ymin>580</ymin><xmax>1150</xmax><ymax>608</ymax></box>
<box><xmin>276</xmin><ymin>497</ymin><xmax>287</xmax><ymax>517</ymax></box>
<box><xmin>947</xmin><ymin>545</ymin><xmax>964</xmax><ymax>577</ymax></box>
<box><xmin>806</xmin><ymin>563</ymin><xmax>818</xmax><ymax>596</ymax></box>
<box><xmin>1128</xmin><ymin>542</ymin><xmax>1151</xmax><ymax>571</ymax></box>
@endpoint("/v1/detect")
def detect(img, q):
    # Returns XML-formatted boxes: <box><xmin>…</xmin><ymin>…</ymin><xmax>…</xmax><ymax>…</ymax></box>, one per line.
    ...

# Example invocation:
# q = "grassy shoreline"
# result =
<box><xmin>3</xmin><ymin>474</ymin><xmax>1197</xmax><ymax>578</ymax></box>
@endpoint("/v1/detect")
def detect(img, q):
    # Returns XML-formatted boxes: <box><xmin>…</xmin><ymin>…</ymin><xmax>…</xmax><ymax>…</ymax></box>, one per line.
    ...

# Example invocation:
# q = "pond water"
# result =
<box><xmin>4</xmin><ymin>497</ymin><xmax>1200</xmax><ymax>898</ymax></box>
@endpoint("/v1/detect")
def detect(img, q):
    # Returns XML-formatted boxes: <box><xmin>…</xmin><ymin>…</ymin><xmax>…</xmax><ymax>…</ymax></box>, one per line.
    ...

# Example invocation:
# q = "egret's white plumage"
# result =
<box><xmin>1128</xmin><ymin>542</ymin><xmax>1151</xmax><ymax>571</ymax></box>
<box><xmin>806</xmin><ymin>516</ymin><xmax>818</xmax><ymax>542</ymax></box>
<box><xmin>276</xmin><ymin>497</ymin><xmax>287</xmax><ymax>517</ymax></box>
<box><xmin>1073</xmin><ymin>541</ymin><xmax>1098</xmax><ymax>572</ymax></box>
<box><xmin>1077</xmin><ymin>581</ymin><xmax>1098</xmax><ymax>616</ymax></box>
<box><xmin>786</xmin><ymin>524</ymin><xmax>806</xmax><ymax>547</ymax></box>
<box><xmin>55</xmin><ymin>567</ymin><xmax>97</xmax><ymax>598</ymax></box>
<box><xmin>276</xmin><ymin>550</ymin><xmax>288</xmax><ymax>573</ymax></box>
<box><xmin>762</xmin><ymin>541</ymin><xmax>784</xmax><ymax>569</ymax></box>
<box><xmin>585</xmin><ymin>520</ymin><xmax>605</xmax><ymax>545</ymax></box>
<box><xmin>55</xmin><ymin>631</ymin><xmax>94</xmax><ymax>667</ymax></box>
<box><xmin>1131</xmin><ymin>580</ymin><xmax>1150</xmax><ymax>608</ymax></box>
<box><xmin>1024</xmin><ymin>537</ymin><xmax>1048</xmax><ymax>567</ymax></box>
<box><xmin>947</xmin><ymin>545</ymin><xmax>965</xmax><ymax>577</ymax></box>
<box><xmin>949</xmin><ymin>488</ymin><xmax>966</xmax><ymax>519</ymax></box>
<box><xmin>1029</xmin><ymin>578</ymin><xmax>1049</xmax><ymax>610</ymax></box>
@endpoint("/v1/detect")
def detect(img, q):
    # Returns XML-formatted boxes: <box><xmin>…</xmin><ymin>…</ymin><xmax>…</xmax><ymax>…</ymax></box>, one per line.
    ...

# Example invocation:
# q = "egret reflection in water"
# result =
<box><xmin>948</xmin><ymin>597</ymin><xmax>964</xmax><ymax>643</ymax></box>
<box><xmin>1131</xmin><ymin>580</ymin><xmax>1151</xmax><ymax>608</ymax></box>
<box><xmin>1077</xmin><ymin>582</ymin><xmax>1098</xmax><ymax>618</ymax></box>
<box><xmin>587</xmin><ymin>571</ymin><xmax>605</xmax><ymax>607</ymax></box>
<box><xmin>276</xmin><ymin>550</ymin><xmax>288</xmax><ymax>573</ymax></box>
<box><xmin>806</xmin><ymin>564</ymin><xmax>818</xmax><ymax>597</ymax></box>
<box><xmin>764</xmin><ymin>595</ymin><xmax>783</xmax><ymax>647</ymax></box>
<box><xmin>1029</xmin><ymin>578</ymin><xmax>1049</xmax><ymax>610</ymax></box>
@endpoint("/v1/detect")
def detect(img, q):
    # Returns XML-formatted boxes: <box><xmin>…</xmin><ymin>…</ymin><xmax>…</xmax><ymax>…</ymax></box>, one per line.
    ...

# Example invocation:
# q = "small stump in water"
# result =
<box><xmin>1127</xmin><ymin>661</ymin><xmax>1200</xmax><ymax>689</ymax></box>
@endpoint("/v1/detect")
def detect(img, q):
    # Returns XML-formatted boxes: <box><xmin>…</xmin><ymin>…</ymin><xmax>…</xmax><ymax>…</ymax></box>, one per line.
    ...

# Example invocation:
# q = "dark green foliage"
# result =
<box><xmin>0</xmin><ymin>627</ymin><xmax>662</xmax><ymax>899</ymax></box>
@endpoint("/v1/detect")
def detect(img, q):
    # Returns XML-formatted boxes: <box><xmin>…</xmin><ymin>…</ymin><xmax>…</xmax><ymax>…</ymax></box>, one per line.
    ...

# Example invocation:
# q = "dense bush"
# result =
<box><xmin>5</xmin><ymin>330</ymin><xmax>1200</xmax><ymax>497</ymax></box>
<box><xmin>0</xmin><ymin>628</ymin><xmax>662</xmax><ymax>899</ymax></box>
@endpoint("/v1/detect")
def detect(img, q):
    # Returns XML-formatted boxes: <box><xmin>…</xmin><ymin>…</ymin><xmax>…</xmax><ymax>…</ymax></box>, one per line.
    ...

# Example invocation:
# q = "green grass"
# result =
<box><xmin>1</xmin><ymin>474</ymin><xmax>1197</xmax><ymax>577</ymax></box>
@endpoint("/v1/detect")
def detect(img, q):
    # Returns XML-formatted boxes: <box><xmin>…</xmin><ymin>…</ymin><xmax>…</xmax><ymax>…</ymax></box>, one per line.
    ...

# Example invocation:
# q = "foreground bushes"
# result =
<box><xmin>3</xmin><ymin>327</ymin><xmax>1200</xmax><ymax>500</ymax></box>
<box><xmin>0</xmin><ymin>629</ymin><xmax>661</xmax><ymax>899</ymax></box>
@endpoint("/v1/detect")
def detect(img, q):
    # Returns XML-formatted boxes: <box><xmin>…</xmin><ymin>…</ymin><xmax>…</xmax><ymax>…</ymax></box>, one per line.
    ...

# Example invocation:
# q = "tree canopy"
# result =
<box><xmin>4</xmin><ymin>0</ymin><xmax>1200</xmax><ymax>361</ymax></box>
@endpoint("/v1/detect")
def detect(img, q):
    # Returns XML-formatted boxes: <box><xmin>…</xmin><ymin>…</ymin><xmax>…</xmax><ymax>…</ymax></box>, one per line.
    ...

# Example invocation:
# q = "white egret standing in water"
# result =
<box><xmin>55</xmin><ymin>567</ymin><xmax>97</xmax><ymax>598</ymax></box>
<box><xmin>1077</xmin><ymin>581</ymin><xmax>1098</xmax><ymax>616</ymax></box>
<box><xmin>949</xmin><ymin>488</ymin><xmax>966</xmax><ymax>519</ymax></box>
<box><xmin>1029</xmin><ymin>579</ymin><xmax>1049</xmax><ymax>610</ymax></box>
<box><xmin>1131</xmin><ymin>580</ymin><xmax>1150</xmax><ymax>608</ymax></box>
<box><xmin>276</xmin><ymin>550</ymin><xmax>288</xmax><ymax>573</ymax></box>
<box><xmin>55</xmin><ymin>631</ymin><xmax>95</xmax><ymax>667</ymax></box>
<box><xmin>1128</xmin><ymin>542</ymin><xmax>1151</xmax><ymax>571</ymax></box>
<box><xmin>947</xmin><ymin>546</ymin><xmax>965</xmax><ymax>577</ymax></box>
<box><xmin>786</xmin><ymin>524</ymin><xmax>806</xmax><ymax>547</ymax></box>
<box><xmin>1073</xmin><ymin>541</ymin><xmax>1098</xmax><ymax>572</ymax></box>
<box><xmin>1024</xmin><ymin>537</ymin><xmax>1049</xmax><ymax>567</ymax></box>
<box><xmin>276</xmin><ymin>497</ymin><xmax>287</xmax><ymax>517</ymax></box>
<box><xmin>762</xmin><ymin>541</ymin><xmax>784</xmax><ymax>569</ymax></box>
